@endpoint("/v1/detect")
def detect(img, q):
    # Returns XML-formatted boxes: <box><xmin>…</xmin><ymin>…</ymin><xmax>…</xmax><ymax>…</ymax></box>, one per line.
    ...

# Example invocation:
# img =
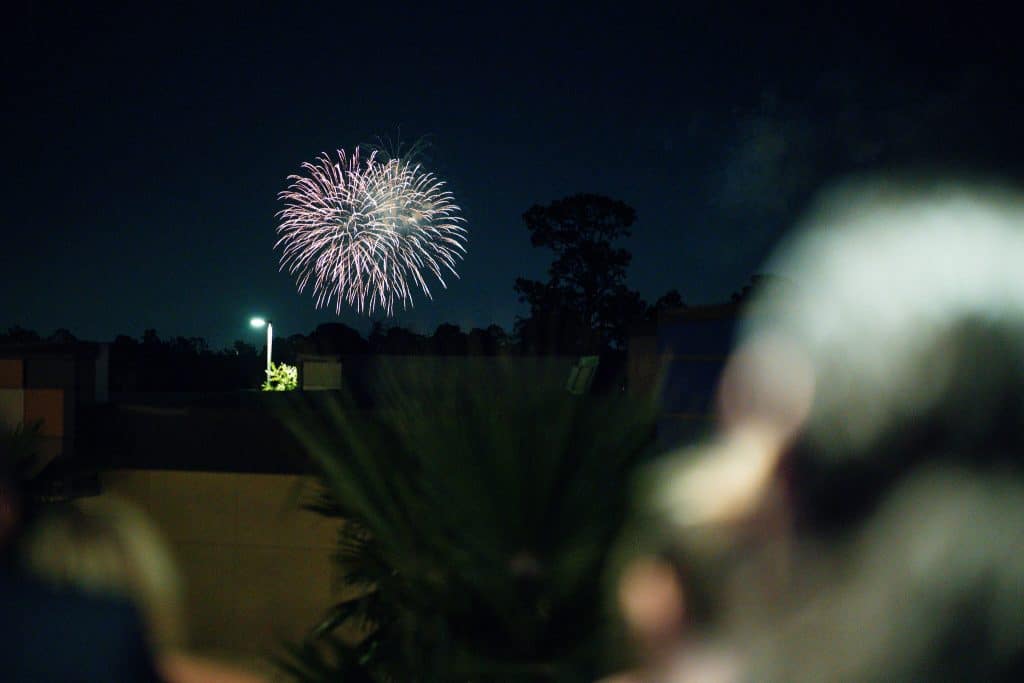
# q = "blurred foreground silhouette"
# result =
<box><xmin>1</xmin><ymin>435</ymin><xmax>268</xmax><ymax>683</ymax></box>
<box><xmin>1</xmin><ymin>440</ymin><xmax>161</xmax><ymax>682</ymax></box>
<box><xmin>21</xmin><ymin>498</ymin><xmax>269</xmax><ymax>682</ymax></box>
<box><xmin>616</xmin><ymin>178</ymin><xmax>1024</xmax><ymax>682</ymax></box>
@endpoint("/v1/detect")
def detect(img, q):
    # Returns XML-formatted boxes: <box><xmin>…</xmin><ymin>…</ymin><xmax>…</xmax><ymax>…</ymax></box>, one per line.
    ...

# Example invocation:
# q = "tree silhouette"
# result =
<box><xmin>729</xmin><ymin>273</ymin><xmax>795</xmax><ymax>305</ymax></box>
<box><xmin>45</xmin><ymin>328</ymin><xmax>77</xmax><ymax>344</ymax></box>
<box><xmin>644</xmin><ymin>289</ymin><xmax>686</xmax><ymax>323</ymax></box>
<box><xmin>106</xmin><ymin>329</ymin><xmax>263</xmax><ymax>392</ymax></box>
<box><xmin>232</xmin><ymin>340</ymin><xmax>258</xmax><ymax>357</ymax></box>
<box><xmin>1</xmin><ymin>326</ymin><xmax>42</xmax><ymax>344</ymax></box>
<box><xmin>368</xmin><ymin>322</ymin><xmax>427</xmax><ymax>355</ymax></box>
<box><xmin>307</xmin><ymin>323</ymin><xmax>369</xmax><ymax>356</ymax></box>
<box><xmin>514</xmin><ymin>194</ymin><xmax>646</xmax><ymax>353</ymax></box>
<box><xmin>430</xmin><ymin>323</ymin><xmax>468</xmax><ymax>355</ymax></box>
<box><xmin>467</xmin><ymin>325</ymin><xmax>508</xmax><ymax>355</ymax></box>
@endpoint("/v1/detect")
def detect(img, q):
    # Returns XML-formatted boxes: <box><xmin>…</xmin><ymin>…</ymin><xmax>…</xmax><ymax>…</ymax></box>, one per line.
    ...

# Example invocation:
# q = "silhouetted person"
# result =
<box><xmin>0</xmin><ymin>456</ymin><xmax>162</xmax><ymax>682</ymax></box>
<box><xmin>619</xmin><ymin>179</ymin><xmax>1024</xmax><ymax>681</ymax></box>
<box><xmin>23</xmin><ymin>497</ymin><xmax>268</xmax><ymax>683</ymax></box>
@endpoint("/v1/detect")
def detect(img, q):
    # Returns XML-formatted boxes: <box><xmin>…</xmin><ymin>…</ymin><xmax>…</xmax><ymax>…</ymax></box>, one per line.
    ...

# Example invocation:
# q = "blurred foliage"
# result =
<box><xmin>273</xmin><ymin>361</ymin><xmax>659</xmax><ymax>681</ymax></box>
<box><xmin>262</xmin><ymin>362</ymin><xmax>298</xmax><ymax>392</ymax></box>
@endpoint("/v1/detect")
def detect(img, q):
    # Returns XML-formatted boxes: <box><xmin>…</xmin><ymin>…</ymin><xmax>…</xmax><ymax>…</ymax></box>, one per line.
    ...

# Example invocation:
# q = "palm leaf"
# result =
<box><xmin>275</xmin><ymin>359</ymin><xmax>658</xmax><ymax>681</ymax></box>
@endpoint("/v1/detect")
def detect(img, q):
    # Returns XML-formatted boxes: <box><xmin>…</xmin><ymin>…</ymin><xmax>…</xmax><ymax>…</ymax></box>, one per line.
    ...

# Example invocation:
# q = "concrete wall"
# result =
<box><xmin>99</xmin><ymin>469</ymin><xmax>347</xmax><ymax>667</ymax></box>
<box><xmin>297</xmin><ymin>355</ymin><xmax>343</xmax><ymax>391</ymax></box>
<box><xmin>0</xmin><ymin>356</ymin><xmax>70</xmax><ymax>470</ymax></box>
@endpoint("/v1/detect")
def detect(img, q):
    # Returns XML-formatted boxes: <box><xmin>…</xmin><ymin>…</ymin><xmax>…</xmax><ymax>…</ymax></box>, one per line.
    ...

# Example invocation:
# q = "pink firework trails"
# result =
<box><xmin>275</xmin><ymin>148</ymin><xmax>467</xmax><ymax>316</ymax></box>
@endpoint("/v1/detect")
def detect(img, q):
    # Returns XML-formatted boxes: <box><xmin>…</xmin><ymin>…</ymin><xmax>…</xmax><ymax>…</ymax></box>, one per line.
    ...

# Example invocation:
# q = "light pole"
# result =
<box><xmin>250</xmin><ymin>317</ymin><xmax>273</xmax><ymax>376</ymax></box>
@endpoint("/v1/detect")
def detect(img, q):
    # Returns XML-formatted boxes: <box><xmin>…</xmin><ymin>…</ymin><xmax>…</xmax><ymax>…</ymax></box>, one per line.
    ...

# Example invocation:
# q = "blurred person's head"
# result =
<box><xmin>733</xmin><ymin>177</ymin><xmax>1024</xmax><ymax>536</ymax></box>
<box><xmin>645</xmin><ymin>176</ymin><xmax>1024</xmax><ymax>680</ymax></box>
<box><xmin>22</xmin><ymin>497</ymin><xmax>185</xmax><ymax>652</ymax></box>
<box><xmin>749</xmin><ymin>466</ymin><xmax>1024</xmax><ymax>682</ymax></box>
<box><xmin>656</xmin><ymin>178</ymin><xmax>1024</xmax><ymax>531</ymax></box>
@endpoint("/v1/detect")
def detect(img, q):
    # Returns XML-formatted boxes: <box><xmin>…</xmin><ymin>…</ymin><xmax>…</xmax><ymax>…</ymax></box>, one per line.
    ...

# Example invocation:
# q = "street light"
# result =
<box><xmin>250</xmin><ymin>317</ymin><xmax>273</xmax><ymax>375</ymax></box>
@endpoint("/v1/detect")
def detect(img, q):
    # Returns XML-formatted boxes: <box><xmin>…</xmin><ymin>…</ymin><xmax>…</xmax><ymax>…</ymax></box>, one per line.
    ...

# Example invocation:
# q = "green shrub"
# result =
<box><xmin>263</xmin><ymin>362</ymin><xmax>298</xmax><ymax>391</ymax></box>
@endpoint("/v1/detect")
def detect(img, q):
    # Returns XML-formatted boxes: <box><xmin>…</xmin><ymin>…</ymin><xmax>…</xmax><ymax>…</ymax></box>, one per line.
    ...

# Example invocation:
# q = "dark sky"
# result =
<box><xmin>4</xmin><ymin>3</ymin><xmax>1023</xmax><ymax>348</ymax></box>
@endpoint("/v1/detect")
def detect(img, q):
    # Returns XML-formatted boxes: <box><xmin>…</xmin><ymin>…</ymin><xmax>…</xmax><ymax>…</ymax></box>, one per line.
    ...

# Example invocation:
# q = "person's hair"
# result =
<box><xmin>784</xmin><ymin>316</ymin><xmax>1024</xmax><ymax>538</ymax></box>
<box><xmin>22</xmin><ymin>497</ymin><xmax>185</xmax><ymax>651</ymax></box>
<box><xmin>736</xmin><ymin>180</ymin><xmax>1024</xmax><ymax>538</ymax></box>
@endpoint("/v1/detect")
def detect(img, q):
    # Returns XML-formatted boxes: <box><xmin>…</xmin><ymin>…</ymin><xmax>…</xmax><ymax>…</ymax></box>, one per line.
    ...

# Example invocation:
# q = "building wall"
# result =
<box><xmin>99</xmin><ymin>469</ymin><xmax>349</xmax><ymax>667</ymax></box>
<box><xmin>657</xmin><ymin>312</ymin><xmax>737</xmax><ymax>448</ymax></box>
<box><xmin>300</xmin><ymin>358</ymin><xmax>342</xmax><ymax>390</ymax></box>
<box><xmin>628</xmin><ymin>306</ymin><xmax>742</xmax><ymax>451</ymax></box>
<box><xmin>0</xmin><ymin>357</ymin><xmax>69</xmax><ymax>470</ymax></box>
<box><xmin>74</xmin><ymin>356</ymin><xmax>588</xmax><ymax>670</ymax></box>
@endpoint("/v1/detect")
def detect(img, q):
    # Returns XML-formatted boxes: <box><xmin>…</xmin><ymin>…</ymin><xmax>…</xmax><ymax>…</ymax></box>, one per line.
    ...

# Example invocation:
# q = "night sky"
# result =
<box><xmin>5</xmin><ymin>3</ymin><xmax>1024</xmax><ymax>348</ymax></box>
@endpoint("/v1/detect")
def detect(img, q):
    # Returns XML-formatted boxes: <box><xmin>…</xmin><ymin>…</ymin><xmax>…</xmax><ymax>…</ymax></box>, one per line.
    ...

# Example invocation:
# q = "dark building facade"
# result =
<box><xmin>630</xmin><ymin>303</ymin><xmax>743</xmax><ymax>450</ymax></box>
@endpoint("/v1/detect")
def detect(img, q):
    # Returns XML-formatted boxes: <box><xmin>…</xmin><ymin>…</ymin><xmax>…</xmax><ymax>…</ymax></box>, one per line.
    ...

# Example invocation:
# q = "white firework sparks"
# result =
<box><xmin>275</xmin><ymin>147</ymin><xmax>467</xmax><ymax>316</ymax></box>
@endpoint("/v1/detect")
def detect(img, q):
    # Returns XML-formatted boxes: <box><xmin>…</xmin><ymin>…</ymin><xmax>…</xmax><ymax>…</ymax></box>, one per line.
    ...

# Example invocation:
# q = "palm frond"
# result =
<box><xmin>273</xmin><ymin>359</ymin><xmax>659</xmax><ymax>681</ymax></box>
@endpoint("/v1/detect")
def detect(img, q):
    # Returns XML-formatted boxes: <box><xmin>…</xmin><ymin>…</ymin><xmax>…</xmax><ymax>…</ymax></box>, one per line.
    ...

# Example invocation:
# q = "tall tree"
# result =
<box><xmin>430</xmin><ymin>323</ymin><xmax>468</xmax><ymax>355</ymax></box>
<box><xmin>514</xmin><ymin>194</ymin><xmax>646</xmax><ymax>352</ymax></box>
<box><xmin>308</xmin><ymin>323</ymin><xmax>369</xmax><ymax>356</ymax></box>
<box><xmin>644</xmin><ymin>289</ymin><xmax>686</xmax><ymax>323</ymax></box>
<box><xmin>368</xmin><ymin>322</ymin><xmax>427</xmax><ymax>355</ymax></box>
<box><xmin>45</xmin><ymin>328</ymin><xmax>77</xmax><ymax>344</ymax></box>
<box><xmin>467</xmin><ymin>325</ymin><xmax>508</xmax><ymax>355</ymax></box>
<box><xmin>1</xmin><ymin>326</ymin><xmax>42</xmax><ymax>344</ymax></box>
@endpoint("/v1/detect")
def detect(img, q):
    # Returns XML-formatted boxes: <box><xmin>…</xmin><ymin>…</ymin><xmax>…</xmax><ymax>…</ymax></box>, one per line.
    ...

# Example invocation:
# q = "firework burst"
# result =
<box><xmin>275</xmin><ymin>148</ymin><xmax>467</xmax><ymax>316</ymax></box>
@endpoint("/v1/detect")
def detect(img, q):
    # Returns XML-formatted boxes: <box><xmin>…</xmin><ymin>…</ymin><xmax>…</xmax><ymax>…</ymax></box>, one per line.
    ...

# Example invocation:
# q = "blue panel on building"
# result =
<box><xmin>659</xmin><ymin>358</ymin><xmax>726</xmax><ymax>414</ymax></box>
<box><xmin>656</xmin><ymin>416</ymin><xmax>713</xmax><ymax>451</ymax></box>
<box><xmin>656</xmin><ymin>317</ymin><xmax>737</xmax><ymax>356</ymax></box>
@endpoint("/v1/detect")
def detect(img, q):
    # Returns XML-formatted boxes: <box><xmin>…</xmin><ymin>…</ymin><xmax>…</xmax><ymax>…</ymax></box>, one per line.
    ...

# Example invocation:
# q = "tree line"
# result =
<box><xmin>2</xmin><ymin>193</ymin><xmax>777</xmax><ymax>392</ymax></box>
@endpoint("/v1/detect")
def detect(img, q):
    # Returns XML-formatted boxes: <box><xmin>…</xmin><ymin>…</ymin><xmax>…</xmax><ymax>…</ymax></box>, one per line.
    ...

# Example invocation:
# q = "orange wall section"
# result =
<box><xmin>0</xmin><ymin>388</ymin><xmax>24</xmax><ymax>430</ymax></box>
<box><xmin>0</xmin><ymin>359</ymin><xmax>23</xmax><ymax>389</ymax></box>
<box><xmin>23</xmin><ymin>388</ymin><xmax>64</xmax><ymax>437</ymax></box>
